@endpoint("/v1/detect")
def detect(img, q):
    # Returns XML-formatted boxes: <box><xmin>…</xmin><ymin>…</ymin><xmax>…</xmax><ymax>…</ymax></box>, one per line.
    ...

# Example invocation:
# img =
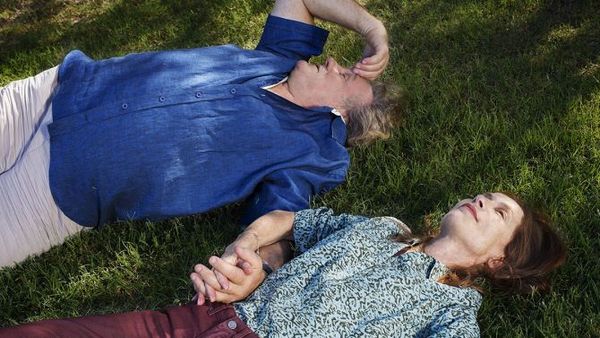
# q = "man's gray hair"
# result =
<box><xmin>346</xmin><ymin>81</ymin><xmax>407</xmax><ymax>147</ymax></box>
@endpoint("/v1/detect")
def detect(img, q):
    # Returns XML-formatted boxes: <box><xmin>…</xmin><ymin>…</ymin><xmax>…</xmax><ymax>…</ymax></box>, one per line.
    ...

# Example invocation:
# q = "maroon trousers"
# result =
<box><xmin>0</xmin><ymin>302</ymin><xmax>258</xmax><ymax>338</ymax></box>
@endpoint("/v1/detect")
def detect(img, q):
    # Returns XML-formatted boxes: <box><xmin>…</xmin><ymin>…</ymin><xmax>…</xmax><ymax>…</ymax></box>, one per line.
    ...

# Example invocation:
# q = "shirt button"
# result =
<box><xmin>159</xmin><ymin>96</ymin><xmax>166</xmax><ymax>102</ymax></box>
<box><xmin>227</xmin><ymin>320</ymin><xmax>237</xmax><ymax>330</ymax></box>
<box><xmin>121</xmin><ymin>103</ymin><xmax>128</xmax><ymax>110</ymax></box>
<box><xmin>195</xmin><ymin>91</ymin><xmax>203</xmax><ymax>98</ymax></box>
<box><xmin>230</xmin><ymin>88</ymin><xmax>237</xmax><ymax>94</ymax></box>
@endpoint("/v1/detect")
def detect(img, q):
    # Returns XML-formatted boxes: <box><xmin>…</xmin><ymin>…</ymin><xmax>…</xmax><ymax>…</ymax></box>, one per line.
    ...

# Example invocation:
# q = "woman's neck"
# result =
<box><xmin>423</xmin><ymin>236</ymin><xmax>478</xmax><ymax>269</ymax></box>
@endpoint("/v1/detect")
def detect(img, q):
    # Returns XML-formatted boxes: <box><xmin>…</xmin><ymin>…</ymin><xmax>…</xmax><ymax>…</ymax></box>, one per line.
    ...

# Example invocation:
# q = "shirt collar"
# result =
<box><xmin>396</xmin><ymin>251</ymin><xmax>451</xmax><ymax>281</ymax></box>
<box><xmin>261</xmin><ymin>76</ymin><xmax>288</xmax><ymax>90</ymax></box>
<box><xmin>330</xmin><ymin>108</ymin><xmax>347</xmax><ymax>124</ymax></box>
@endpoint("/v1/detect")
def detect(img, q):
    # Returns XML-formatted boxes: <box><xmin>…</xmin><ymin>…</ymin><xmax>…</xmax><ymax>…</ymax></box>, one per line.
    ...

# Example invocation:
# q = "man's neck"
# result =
<box><xmin>265</xmin><ymin>81</ymin><xmax>306</xmax><ymax>108</ymax></box>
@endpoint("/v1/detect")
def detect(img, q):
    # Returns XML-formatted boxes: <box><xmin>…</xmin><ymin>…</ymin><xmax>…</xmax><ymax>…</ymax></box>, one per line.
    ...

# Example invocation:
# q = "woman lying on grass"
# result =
<box><xmin>0</xmin><ymin>192</ymin><xmax>566</xmax><ymax>337</ymax></box>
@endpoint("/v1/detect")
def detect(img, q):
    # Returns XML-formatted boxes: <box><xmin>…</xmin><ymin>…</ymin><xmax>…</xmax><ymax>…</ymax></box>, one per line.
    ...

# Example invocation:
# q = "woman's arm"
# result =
<box><xmin>425</xmin><ymin>305</ymin><xmax>480</xmax><ymax>338</ymax></box>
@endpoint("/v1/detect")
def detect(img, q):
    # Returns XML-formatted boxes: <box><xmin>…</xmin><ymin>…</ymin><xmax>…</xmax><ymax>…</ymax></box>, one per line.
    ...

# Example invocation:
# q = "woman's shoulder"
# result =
<box><xmin>380</xmin><ymin>216</ymin><xmax>412</xmax><ymax>235</ymax></box>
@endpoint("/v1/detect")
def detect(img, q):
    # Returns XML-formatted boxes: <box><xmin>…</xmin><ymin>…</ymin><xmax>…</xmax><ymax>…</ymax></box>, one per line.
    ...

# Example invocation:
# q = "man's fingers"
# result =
<box><xmin>191</xmin><ymin>290</ymin><xmax>206</xmax><ymax>306</ymax></box>
<box><xmin>214</xmin><ymin>270</ymin><xmax>230</xmax><ymax>290</ymax></box>
<box><xmin>210</xmin><ymin>256</ymin><xmax>246</xmax><ymax>285</ymax></box>
<box><xmin>190</xmin><ymin>273</ymin><xmax>207</xmax><ymax>305</ymax></box>
<box><xmin>352</xmin><ymin>67</ymin><xmax>382</xmax><ymax>81</ymax></box>
<box><xmin>360</xmin><ymin>51</ymin><xmax>386</xmax><ymax>65</ymax></box>
<box><xmin>240</xmin><ymin>261</ymin><xmax>253</xmax><ymax>275</ymax></box>
<box><xmin>195</xmin><ymin>292</ymin><xmax>205</xmax><ymax>306</ymax></box>
<box><xmin>354</xmin><ymin>42</ymin><xmax>389</xmax><ymax>79</ymax></box>
<box><xmin>355</xmin><ymin>61</ymin><xmax>385</xmax><ymax>72</ymax></box>
<box><xmin>205</xmin><ymin>282</ymin><xmax>217</xmax><ymax>302</ymax></box>
<box><xmin>220</xmin><ymin>250</ymin><xmax>238</xmax><ymax>265</ymax></box>
<box><xmin>235</xmin><ymin>246</ymin><xmax>263</xmax><ymax>267</ymax></box>
<box><xmin>357</xmin><ymin>51</ymin><xmax>388</xmax><ymax>69</ymax></box>
<box><xmin>353</xmin><ymin>55</ymin><xmax>388</xmax><ymax>80</ymax></box>
<box><xmin>190</xmin><ymin>272</ymin><xmax>204</xmax><ymax>293</ymax></box>
<box><xmin>194</xmin><ymin>263</ymin><xmax>222</xmax><ymax>291</ymax></box>
<box><xmin>191</xmin><ymin>272</ymin><xmax>231</xmax><ymax>304</ymax></box>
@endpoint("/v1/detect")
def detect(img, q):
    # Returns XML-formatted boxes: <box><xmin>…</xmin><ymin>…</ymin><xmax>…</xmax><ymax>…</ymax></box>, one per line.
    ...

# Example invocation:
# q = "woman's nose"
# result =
<box><xmin>473</xmin><ymin>195</ymin><xmax>485</xmax><ymax>208</ymax></box>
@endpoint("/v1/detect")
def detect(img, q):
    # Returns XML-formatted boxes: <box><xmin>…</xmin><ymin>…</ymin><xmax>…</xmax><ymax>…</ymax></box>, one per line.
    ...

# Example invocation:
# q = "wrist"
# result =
<box><xmin>261</xmin><ymin>260</ymin><xmax>274</xmax><ymax>275</ymax></box>
<box><xmin>237</xmin><ymin>231</ymin><xmax>260</xmax><ymax>251</ymax></box>
<box><xmin>359</xmin><ymin>16</ymin><xmax>385</xmax><ymax>37</ymax></box>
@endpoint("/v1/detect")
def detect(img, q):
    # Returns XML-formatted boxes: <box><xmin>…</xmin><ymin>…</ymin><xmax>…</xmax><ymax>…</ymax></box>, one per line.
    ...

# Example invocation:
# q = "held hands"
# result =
<box><xmin>190</xmin><ymin>246</ymin><xmax>266</xmax><ymax>305</ymax></box>
<box><xmin>352</xmin><ymin>21</ymin><xmax>389</xmax><ymax>80</ymax></box>
<box><xmin>190</xmin><ymin>232</ymin><xmax>257</xmax><ymax>304</ymax></box>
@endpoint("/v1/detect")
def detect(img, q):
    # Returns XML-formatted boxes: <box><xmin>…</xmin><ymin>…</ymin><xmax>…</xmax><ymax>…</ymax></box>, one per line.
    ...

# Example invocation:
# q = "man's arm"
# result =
<box><xmin>272</xmin><ymin>0</ymin><xmax>389</xmax><ymax>80</ymax></box>
<box><xmin>232</xmin><ymin>210</ymin><xmax>295</xmax><ymax>251</ymax></box>
<box><xmin>190</xmin><ymin>211</ymin><xmax>295</xmax><ymax>304</ymax></box>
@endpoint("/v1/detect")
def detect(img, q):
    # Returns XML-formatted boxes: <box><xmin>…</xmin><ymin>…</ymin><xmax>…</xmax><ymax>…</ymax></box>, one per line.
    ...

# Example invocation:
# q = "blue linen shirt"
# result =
<box><xmin>235</xmin><ymin>209</ymin><xmax>482</xmax><ymax>337</ymax></box>
<box><xmin>49</xmin><ymin>16</ymin><xmax>349</xmax><ymax>227</ymax></box>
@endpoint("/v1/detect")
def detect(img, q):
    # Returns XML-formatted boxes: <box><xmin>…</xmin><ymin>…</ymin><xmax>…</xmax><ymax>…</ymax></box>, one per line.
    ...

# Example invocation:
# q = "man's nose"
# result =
<box><xmin>326</xmin><ymin>57</ymin><xmax>338</xmax><ymax>71</ymax></box>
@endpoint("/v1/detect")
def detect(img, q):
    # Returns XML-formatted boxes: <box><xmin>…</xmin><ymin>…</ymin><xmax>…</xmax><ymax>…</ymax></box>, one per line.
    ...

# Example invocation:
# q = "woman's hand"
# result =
<box><xmin>190</xmin><ymin>246</ymin><xmax>266</xmax><ymax>305</ymax></box>
<box><xmin>197</xmin><ymin>230</ymin><xmax>259</xmax><ymax>301</ymax></box>
<box><xmin>353</xmin><ymin>20</ymin><xmax>389</xmax><ymax>80</ymax></box>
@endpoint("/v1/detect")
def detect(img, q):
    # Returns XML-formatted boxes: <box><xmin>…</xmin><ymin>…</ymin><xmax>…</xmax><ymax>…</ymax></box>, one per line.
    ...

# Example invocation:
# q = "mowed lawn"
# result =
<box><xmin>1</xmin><ymin>0</ymin><xmax>598</xmax><ymax>336</ymax></box>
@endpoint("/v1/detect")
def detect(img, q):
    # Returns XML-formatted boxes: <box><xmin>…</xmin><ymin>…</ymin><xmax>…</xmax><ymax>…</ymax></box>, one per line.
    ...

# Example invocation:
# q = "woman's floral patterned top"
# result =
<box><xmin>235</xmin><ymin>208</ymin><xmax>482</xmax><ymax>337</ymax></box>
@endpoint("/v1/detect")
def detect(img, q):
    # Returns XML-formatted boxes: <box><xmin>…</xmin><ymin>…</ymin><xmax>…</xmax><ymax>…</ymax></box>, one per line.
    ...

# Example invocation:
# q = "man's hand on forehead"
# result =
<box><xmin>352</xmin><ymin>20</ymin><xmax>389</xmax><ymax>80</ymax></box>
<box><xmin>271</xmin><ymin>0</ymin><xmax>389</xmax><ymax>80</ymax></box>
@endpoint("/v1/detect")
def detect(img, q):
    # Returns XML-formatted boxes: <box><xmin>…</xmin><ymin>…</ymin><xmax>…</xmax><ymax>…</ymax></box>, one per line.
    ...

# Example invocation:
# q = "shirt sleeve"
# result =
<box><xmin>255</xmin><ymin>15</ymin><xmax>329</xmax><ymax>61</ymax></box>
<box><xmin>423</xmin><ymin>306</ymin><xmax>481</xmax><ymax>338</ymax></box>
<box><xmin>292</xmin><ymin>208</ymin><xmax>369</xmax><ymax>253</ymax></box>
<box><xmin>240</xmin><ymin>168</ymin><xmax>344</xmax><ymax>226</ymax></box>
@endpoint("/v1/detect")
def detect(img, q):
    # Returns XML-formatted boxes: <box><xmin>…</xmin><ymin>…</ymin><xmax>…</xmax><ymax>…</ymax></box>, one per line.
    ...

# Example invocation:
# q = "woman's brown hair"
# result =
<box><xmin>399</xmin><ymin>195</ymin><xmax>567</xmax><ymax>294</ymax></box>
<box><xmin>345</xmin><ymin>81</ymin><xmax>407</xmax><ymax>147</ymax></box>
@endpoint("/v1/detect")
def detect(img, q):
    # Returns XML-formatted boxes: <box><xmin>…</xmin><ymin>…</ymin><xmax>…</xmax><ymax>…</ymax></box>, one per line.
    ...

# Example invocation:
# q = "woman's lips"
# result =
<box><xmin>462</xmin><ymin>203</ymin><xmax>478</xmax><ymax>221</ymax></box>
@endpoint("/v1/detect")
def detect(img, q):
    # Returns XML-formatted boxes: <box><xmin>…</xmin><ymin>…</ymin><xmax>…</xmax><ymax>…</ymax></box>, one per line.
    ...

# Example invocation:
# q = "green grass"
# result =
<box><xmin>1</xmin><ymin>0</ymin><xmax>598</xmax><ymax>336</ymax></box>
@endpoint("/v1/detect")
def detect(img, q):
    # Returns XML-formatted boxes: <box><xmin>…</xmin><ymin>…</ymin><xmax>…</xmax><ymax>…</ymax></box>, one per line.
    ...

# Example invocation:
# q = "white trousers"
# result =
<box><xmin>0</xmin><ymin>67</ymin><xmax>84</xmax><ymax>268</ymax></box>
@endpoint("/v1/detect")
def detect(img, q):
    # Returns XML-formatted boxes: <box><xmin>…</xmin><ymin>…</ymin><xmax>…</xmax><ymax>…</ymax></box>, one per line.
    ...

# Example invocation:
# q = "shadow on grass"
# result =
<box><xmin>359</xmin><ymin>0</ymin><xmax>600</xmax><ymax>207</ymax></box>
<box><xmin>0</xmin><ymin>0</ymin><xmax>273</xmax><ymax>75</ymax></box>
<box><xmin>0</xmin><ymin>204</ymin><xmax>245</xmax><ymax>325</ymax></box>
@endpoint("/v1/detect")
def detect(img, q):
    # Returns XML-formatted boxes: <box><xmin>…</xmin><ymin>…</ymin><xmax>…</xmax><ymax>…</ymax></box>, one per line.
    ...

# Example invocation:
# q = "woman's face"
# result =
<box><xmin>440</xmin><ymin>192</ymin><xmax>524</xmax><ymax>263</ymax></box>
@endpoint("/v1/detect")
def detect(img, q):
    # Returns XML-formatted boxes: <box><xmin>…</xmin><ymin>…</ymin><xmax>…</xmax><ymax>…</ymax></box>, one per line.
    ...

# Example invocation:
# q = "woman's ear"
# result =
<box><xmin>486</xmin><ymin>256</ymin><xmax>505</xmax><ymax>271</ymax></box>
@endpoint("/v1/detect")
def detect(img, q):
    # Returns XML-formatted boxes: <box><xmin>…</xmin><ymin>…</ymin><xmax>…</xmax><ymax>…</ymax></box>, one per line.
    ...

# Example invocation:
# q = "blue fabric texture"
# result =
<box><xmin>235</xmin><ymin>209</ymin><xmax>482</xmax><ymax>337</ymax></box>
<box><xmin>49</xmin><ymin>16</ymin><xmax>349</xmax><ymax>227</ymax></box>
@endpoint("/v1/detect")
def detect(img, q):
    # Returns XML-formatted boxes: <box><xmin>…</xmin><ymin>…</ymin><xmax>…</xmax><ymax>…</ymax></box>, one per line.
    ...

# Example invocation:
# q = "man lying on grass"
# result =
<box><xmin>0</xmin><ymin>0</ymin><xmax>404</xmax><ymax>268</ymax></box>
<box><xmin>0</xmin><ymin>192</ymin><xmax>566</xmax><ymax>337</ymax></box>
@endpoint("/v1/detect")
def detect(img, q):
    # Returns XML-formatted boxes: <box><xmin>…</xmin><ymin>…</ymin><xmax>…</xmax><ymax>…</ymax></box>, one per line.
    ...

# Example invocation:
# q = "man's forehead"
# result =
<box><xmin>349</xmin><ymin>75</ymin><xmax>374</xmax><ymax>104</ymax></box>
